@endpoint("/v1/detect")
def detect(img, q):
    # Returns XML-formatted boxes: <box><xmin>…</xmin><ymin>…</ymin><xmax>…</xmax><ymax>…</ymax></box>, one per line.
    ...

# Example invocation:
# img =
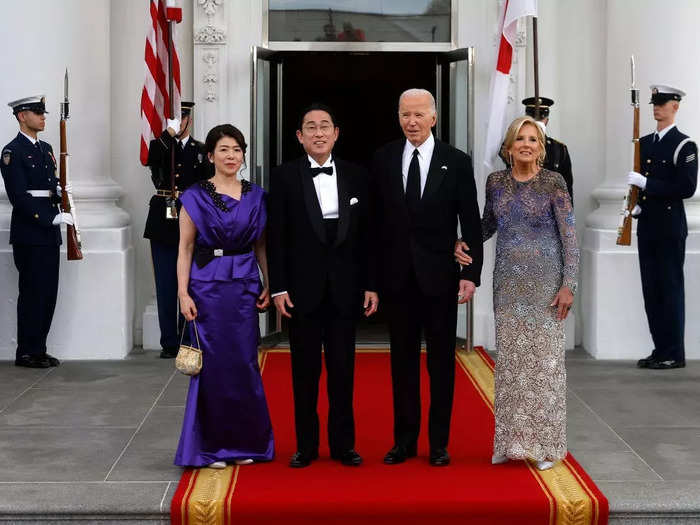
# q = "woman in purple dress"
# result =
<box><xmin>174</xmin><ymin>124</ymin><xmax>273</xmax><ymax>468</ymax></box>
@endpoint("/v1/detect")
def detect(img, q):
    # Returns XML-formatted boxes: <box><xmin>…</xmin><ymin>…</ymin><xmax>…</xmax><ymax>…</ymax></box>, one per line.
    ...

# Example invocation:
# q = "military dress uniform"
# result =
<box><xmin>145</xmin><ymin>115</ymin><xmax>210</xmax><ymax>357</ymax></box>
<box><xmin>0</xmin><ymin>97</ymin><xmax>62</xmax><ymax>368</ymax></box>
<box><xmin>635</xmin><ymin>123</ymin><xmax>697</xmax><ymax>368</ymax></box>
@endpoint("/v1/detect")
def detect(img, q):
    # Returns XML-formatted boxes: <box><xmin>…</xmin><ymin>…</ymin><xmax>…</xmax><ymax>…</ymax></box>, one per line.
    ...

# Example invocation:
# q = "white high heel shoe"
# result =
<box><xmin>491</xmin><ymin>454</ymin><xmax>509</xmax><ymax>464</ymax></box>
<box><xmin>536</xmin><ymin>460</ymin><xmax>555</xmax><ymax>471</ymax></box>
<box><xmin>208</xmin><ymin>461</ymin><xmax>227</xmax><ymax>469</ymax></box>
<box><xmin>234</xmin><ymin>459</ymin><xmax>254</xmax><ymax>465</ymax></box>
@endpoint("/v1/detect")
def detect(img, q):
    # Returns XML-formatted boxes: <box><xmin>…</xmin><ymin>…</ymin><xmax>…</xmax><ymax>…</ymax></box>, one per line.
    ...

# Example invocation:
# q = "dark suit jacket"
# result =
<box><xmin>144</xmin><ymin>131</ymin><xmax>211</xmax><ymax>245</ymax></box>
<box><xmin>637</xmin><ymin>126</ymin><xmax>698</xmax><ymax>240</ymax></box>
<box><xmin>267</xmin><ymin>155</ymin><xmax>374</xmax><ymax>316</ymax></box>
<box><xmin>371</xmin><ymin>137</ymin><xmax>483</xmax><ymax>297</ymax></box>
<box><xmin>0</xmin><ymin>133</ymin><xmax>61</xmax><ymax>246</ymax></box>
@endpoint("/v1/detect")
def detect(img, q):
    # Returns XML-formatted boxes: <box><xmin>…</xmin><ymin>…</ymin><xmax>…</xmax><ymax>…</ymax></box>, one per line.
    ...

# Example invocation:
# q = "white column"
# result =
<box><xmin>583</xmin><ymin>0</ymin><xmax>700</xmax><ymax>359</ymax></box>
<box><xmin>0</xmin><ymin>0</ymin><xmax>134</xmax><ymax>359</ymax></box>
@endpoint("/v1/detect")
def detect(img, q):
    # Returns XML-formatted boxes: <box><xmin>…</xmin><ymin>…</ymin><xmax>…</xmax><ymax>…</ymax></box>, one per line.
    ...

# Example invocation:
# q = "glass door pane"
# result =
<box><xmin>251</xmin><ymin>47</ymin><xmax>283</xmax><ymax>342</ymax></box>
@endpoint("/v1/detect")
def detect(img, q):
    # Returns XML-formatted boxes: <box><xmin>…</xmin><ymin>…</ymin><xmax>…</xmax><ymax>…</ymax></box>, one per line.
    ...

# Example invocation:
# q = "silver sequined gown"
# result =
<box><xmin>482</xmin><ymin>168</ymin><xmax>579</xmax><ymax>462</ymax></box>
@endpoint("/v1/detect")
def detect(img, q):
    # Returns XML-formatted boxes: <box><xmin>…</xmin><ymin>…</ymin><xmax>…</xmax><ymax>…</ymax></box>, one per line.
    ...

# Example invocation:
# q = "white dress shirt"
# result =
<box><xmin>401</xmin><ymin>133</ymin><xmax>435</xmax><ymax>197</ymax></box>
<box><xmin>309</xmin><ymin>154</ymin><xmax>339</xmax><ymax>219</ymax></box>
<box><xmin>20</xmin><ymin>131</ymin><xmax>38</xmax><ymax>145</ymax></box>
<box><xmin>655</xmin><ymin>123</ymin><xmax>676</xmax><ymax>141</ymax></box>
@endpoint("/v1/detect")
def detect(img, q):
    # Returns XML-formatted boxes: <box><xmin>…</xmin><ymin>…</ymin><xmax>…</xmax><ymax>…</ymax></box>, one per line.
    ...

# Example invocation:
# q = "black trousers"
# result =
<box><xmin>638</xmin><ymin>235</ymin><xmax>686</xmax><ymax>362</ymax></box>
<box><xmin>288</xmin><ymin>291</ymin><xmax>357</xmax><ymax>457</ymax></box>
<box><xmin>385</xmin><ymin>269</ymin><xmax>458</xmax><ymax>450</ymax></box>
<box><xmin>12</xmin><ymin>244</ymin><xmax>59</xmax><ymax>358</ymax></box>
<box><xmin>150</xmin><ymin>240</ymin><xmax>188</xmax><ymax>349</ymax></box>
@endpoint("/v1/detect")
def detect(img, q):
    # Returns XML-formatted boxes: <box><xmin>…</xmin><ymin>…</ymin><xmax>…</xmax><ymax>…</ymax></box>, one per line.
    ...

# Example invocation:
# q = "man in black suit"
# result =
<box><xmin>628</xmin><ymin>85</ymin><xmax>697</xmax><ymax>370</ymax></box>
<box><xmin>371</xmin><ymin>88</ymin><xmax>483</xmax><ymax>466</ymax></box>
<box><xmin>144</xmin><ymin>102</ymin><xmax>210</xmax><ymax>358</ymax></box>
<box><xmin>267</xmin><ymin>103</ymin><xmax>378</xmax><ymax>468</ymax></box>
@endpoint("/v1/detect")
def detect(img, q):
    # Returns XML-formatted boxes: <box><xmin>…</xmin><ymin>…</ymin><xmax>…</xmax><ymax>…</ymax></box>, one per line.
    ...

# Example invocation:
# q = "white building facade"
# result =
<box><xmin>0</xmin><ymin>0</ymin><xmax>698</xmax><ymax>360</ymax></box>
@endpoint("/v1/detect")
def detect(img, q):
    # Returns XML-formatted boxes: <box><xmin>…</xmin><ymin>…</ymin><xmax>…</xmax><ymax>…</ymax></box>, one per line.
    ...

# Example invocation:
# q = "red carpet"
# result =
<box><xmin>172</xmin><ymin>348</ymin><xmax>608</xmax><ymax>524</ymax></box>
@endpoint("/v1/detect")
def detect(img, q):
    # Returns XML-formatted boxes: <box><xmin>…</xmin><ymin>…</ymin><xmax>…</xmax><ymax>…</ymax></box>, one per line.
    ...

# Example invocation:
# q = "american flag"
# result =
<box><xmin>140</xmin><ymin>0</ymin><xmax>182</xmax><ymax>166</ymax></box>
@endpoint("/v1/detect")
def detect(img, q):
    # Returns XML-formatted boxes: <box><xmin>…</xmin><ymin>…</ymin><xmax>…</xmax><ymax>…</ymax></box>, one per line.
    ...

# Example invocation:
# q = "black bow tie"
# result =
<box><xmin>309</xmin><ymin>166</ymin><xmax>333</xmax><ymax>177</ymax></box>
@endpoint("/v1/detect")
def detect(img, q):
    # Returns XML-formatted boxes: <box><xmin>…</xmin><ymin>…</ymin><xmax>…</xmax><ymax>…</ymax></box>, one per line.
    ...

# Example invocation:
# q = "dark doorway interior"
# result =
<box><xmin>281</xmin><ymin>52</ymin><xmax>437</xmax><ymax>168</ymax></box>
<box><xmin>276</xmin><ymin>51</ymin><xmax>437</xmax><ymax>343</ymax></box>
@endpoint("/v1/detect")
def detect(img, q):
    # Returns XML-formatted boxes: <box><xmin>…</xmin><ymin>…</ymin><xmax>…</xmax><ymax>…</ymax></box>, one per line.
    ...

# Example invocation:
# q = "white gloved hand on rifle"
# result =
<box><xmin>630</xmin><ymin>204</ymin><xmax>642</xmax><ymax>217</ymax></box>
<box><xmin>627</xmin><ymin>171</ymin><xmax>647</xmax><ymax>190</ymax></box>
<box><xmin>55</xmin><ymin>183</ymin><xmax>72</xmax><ymax>198</ymax></box>
<box><xmin>166</xmin><ymin>119</ymin><xmax>181</xmax><ymax>137</ymax></box>
<box><xmin>52</xmin><ymin>212</ymin><xmax>74</xmax><ymax>226</ymax></box>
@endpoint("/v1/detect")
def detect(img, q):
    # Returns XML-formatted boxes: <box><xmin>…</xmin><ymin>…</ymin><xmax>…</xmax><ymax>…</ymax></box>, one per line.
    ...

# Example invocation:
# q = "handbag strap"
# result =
<box><xmin>180</xmin><ymin>319</ymin><xmax>202</xmax><ymax>350</ymax></box>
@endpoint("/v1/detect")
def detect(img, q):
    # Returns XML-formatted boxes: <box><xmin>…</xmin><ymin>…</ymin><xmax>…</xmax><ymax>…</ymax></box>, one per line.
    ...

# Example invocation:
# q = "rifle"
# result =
<box><xmin>616</xmin><ymin>56</ymin><xmax>640</xmax><ymax>246</ymax></box>
<box><xmin>59</xmin><ymin>69</ymin><xmax>83</xmax><ymax>260</ymax></box>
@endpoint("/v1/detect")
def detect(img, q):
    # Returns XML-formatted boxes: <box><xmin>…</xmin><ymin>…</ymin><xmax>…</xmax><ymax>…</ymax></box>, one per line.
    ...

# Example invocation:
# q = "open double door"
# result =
<box><xmin>252</xmin><ymin>48</ymin><xmax>475</xmax><ymax>344</ymax></box>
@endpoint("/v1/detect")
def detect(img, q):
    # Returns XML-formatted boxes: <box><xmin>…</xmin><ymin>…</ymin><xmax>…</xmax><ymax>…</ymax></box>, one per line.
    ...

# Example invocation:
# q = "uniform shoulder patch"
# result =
<box><xmin>2</xmin><ymin>149</ymin><xmax>11</xmax><ymax>166</ymax></box>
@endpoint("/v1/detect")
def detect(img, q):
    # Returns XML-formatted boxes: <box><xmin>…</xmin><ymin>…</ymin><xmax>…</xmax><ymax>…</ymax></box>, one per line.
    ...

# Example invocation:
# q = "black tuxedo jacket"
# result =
<box><xmin>267</xmin><ymin>155</ymin><xmax>374</xmax><ymax>316</ymax></box>
<box><xmin>371</xmin><ymin>137</ymin><xmax>483</xmax><ymax>297</ymax></box>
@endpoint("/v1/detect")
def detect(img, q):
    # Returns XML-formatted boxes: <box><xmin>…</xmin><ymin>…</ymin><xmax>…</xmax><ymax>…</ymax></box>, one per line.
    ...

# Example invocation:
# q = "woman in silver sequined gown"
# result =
<box><xmin>482</xmin><ymin>116</ymin><xmax>579</xmax><ymax>470</ymax></box>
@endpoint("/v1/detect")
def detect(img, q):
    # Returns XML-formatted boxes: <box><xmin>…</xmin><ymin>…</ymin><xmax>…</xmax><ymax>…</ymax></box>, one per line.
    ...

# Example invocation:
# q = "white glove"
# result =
<box><xmin>52</xmin><ymin>212</ymin><xmax>74</xmax><ymax>226</ymax></box>
<box><xmin>55</xmin><ymin>183</ymin><xmax>72</xmax><ymax>198</ymax></box>
<box><xmin>627</xmin><ymin>171</ymin><xmax>647</xmax><ymax>190</ymax></box>
<box><xmin>631</xmin><ymin>204</ymin><xmax>642</xmax><ymax>217</ymax></box>
<box><xmin>166</xmin><ymin>119</ymin><xmax>181</xmax><ymax>136</ymax></box>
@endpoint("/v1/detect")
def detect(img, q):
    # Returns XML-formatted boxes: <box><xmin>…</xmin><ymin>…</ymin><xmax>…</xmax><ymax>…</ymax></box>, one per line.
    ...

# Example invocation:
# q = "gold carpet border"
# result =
<box><xmin>456</xmin><ymin>349</ymin><xmax>598</xmax><ymax>525</ymax></box>
<box><xmin>183</xmin><ymin>465</ymin><xmax>238</xmax><ymax>524</ymax></box>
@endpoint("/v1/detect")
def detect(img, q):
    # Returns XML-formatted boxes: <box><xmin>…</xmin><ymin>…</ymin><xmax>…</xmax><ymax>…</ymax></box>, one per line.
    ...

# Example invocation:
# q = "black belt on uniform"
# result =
<box><xmin>193</xmin><ymin>244</ymin><xmax>252</xmax><ymax>269</ymax></box>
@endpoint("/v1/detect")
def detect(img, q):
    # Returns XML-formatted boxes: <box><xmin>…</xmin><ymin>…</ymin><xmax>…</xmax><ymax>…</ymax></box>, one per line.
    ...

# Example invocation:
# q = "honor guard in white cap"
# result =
<box><xmin>499</xmin><ymin>96</ymin><xmax>574</xmax><ymax>202</ymax></box>
<box><xmin>627</xmin><ymin>84</ymin><xmax>697</xmax><ymax>369</ymax></box>
<box><xmin>144</xmin><ymin>101</ymin><xmax>211</xmax><ymax>358</ymax></box>
<box><xmin>0</xmin><ymin>95</ymin><xmax>73</xmax><ymax>368</ymax></box>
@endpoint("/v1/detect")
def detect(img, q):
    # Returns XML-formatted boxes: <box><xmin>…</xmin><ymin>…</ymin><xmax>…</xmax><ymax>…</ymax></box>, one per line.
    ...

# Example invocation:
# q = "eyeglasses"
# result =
<box><xmin>302</xmin><ymin>124</ymin><xmax>334</xmax><ymax>135</ymax></box>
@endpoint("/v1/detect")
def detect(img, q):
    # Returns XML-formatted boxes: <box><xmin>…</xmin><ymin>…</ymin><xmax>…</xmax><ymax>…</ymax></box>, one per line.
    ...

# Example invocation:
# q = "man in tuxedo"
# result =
<box><xmin>371</xmin><ymin>89</ymin><xmax>483</xmax><ymax>466</ymax></box>
<box><xmin>267</xmin><ymin>103</ymin><xmax>378</xmax><ymax>468</ymax></box>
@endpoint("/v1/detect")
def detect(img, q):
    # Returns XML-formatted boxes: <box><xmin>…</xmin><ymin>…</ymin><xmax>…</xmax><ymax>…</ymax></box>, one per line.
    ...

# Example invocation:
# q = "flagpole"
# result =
<box><xmin>532</xmin><ymin>16</ymin><xmax>541</xmax><ymax>120</ymax></box>
<box><xmin>166</xmin><ymin>16</ymin><xmax>177</xmax><ymax>218</ymax></box>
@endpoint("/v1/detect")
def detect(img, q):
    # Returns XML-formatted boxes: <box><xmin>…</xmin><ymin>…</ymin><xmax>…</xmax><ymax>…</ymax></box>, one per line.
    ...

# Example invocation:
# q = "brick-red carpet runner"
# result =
<box><xmin>172</xmin><ymin>348</ymin><xmax>608</xmax><ymax>524</ymax></box>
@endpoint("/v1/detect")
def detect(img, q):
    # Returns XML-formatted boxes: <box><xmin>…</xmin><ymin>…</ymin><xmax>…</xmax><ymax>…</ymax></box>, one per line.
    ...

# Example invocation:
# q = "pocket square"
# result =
<box><xmin>350</xmin><ymin>197</ymin><xmax>359</xmax><ymax>205</ymax></box>
<box><xmin>441</xmin><ymin>165</ymin><xmax>448</xmax><ymax>170</ymax></box>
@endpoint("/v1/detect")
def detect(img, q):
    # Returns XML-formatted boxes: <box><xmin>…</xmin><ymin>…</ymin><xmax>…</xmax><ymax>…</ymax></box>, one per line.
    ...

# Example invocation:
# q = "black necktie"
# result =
<box><xmin>653</xmin><ymin>133</ymin><xmax>659</xmax><ymax>144</ymax></box>
<box><xmin>406</xmin><ymin>149</ymin><xmax>421</xmax><ymax>210</ymax></box>
<box><xmin>309</xmin><ymin>166</ymin><xmax>333</xmax><ymax>177</ymax></box>
<box><xmin>179</xmin><ymin>140</ymin><xmax>185</xmax><ymax>149</ymax></box>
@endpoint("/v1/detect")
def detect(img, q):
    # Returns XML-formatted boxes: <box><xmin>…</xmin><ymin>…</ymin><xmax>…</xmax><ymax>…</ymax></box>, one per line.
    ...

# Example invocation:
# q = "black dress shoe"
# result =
<box><xmin>160</xmin><ymin>347</ymin><xmax>178</xmax><ymax>359</ymax></box>
<box><xmin>331</xmin><ymin>449</ymin><xmax>362</xmax><ymax>466</ymax></box>
<box><xmin>647</xmin><ymin>358</ymin><xmax>685</xmax><ymax>370</ymax></box>
<box><xmin>289</xmin><ymin>451</ymin><xmax>318</xmax><ymax>468</ymax></box>
<box><xmin>383</xmin><ymin>445</ymin><xmax>417</xmax><ymax>465</ymax></box>
<box><xmin>429</xmin><ymin>448</ymin><xmax>450</xmax><ymax>466</ymax></box>
<box><xmin>15</xmin><ymin>354</ymin><xmax>51</xmax><ymax>369</ymax></box>
<box><xmin>637</xmin><ymin>352</ymin><xmax>656</xmax><ymax>368</ymax></box>
<box><xmin>45</xmin><ymin>354</ymin><xmax>60</xmax><ymax>367</ymax></box>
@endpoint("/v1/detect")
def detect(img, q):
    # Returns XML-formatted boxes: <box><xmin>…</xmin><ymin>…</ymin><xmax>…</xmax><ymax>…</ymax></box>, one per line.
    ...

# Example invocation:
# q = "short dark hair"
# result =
<box><xmin>204</xmin><ymin>124</ymin><xmax>247</xmax><ymax>155</ymax></box>
<box><xmin>297</xmin><ymin>103</ymin><xmax>338</xmax><ymax>130</ymax></box>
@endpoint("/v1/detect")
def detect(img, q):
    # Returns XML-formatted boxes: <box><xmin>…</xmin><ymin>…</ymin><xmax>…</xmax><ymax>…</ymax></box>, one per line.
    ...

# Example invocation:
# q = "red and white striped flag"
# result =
<box><xmin>140</xmin><ymin>0</ymin><xmax>182</xmax><ymax>166</ymax></box>
<box><xmin>483</xmin><ymin>0</ymin><xmax>537</xmax><ymax>170</ymax></box>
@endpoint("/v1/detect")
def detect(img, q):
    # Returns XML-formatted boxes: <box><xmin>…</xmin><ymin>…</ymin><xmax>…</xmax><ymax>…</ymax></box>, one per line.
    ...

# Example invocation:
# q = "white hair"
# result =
<box><xmin>398</xmin><ymin>88</ymin><xmax>436</xmax><ymax>115</ymax></box>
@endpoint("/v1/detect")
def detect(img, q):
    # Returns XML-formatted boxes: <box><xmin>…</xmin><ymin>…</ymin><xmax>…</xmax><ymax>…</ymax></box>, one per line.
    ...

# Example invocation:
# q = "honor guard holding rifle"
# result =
<box><xmin>1</xmin><ymin>96</ymin><xmax>71</xmax><ymax>368</ymax></box>
<box><xmin>499</xmin><ymin>97</ymin><xmax>574</xmax><ymax>202</ymax></box>
<box><xmin>144</xmin><ymin>102</ymin><xmax>211</xmax><ymax>358</ymax></box>
<box><xmin>627</xmin><ymin>85</ymin><xmax>698</xmax><ymax>370</ymax></box>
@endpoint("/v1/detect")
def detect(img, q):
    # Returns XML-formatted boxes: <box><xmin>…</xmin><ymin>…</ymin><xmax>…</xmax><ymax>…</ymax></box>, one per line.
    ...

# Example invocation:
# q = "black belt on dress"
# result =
<box><xmin>193</xmin><ymin>244</ymin><xmax>252</xmax><ymax>269</ymax></box>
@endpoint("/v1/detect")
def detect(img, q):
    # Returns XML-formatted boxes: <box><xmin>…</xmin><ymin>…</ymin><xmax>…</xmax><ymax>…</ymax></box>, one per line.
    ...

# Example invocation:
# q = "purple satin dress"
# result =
<box><xmin>174</xmin><ymin>180</ymin><xmax>274</xmax><ymax>467</ymax></box>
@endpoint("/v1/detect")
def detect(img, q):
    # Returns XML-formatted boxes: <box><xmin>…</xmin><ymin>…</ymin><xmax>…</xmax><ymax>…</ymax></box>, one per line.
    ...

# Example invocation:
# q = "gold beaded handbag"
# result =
<box><xmin>175</xmin><ymin>321</ymin><xmax>202</xmax><ymax>376</ymax></box>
